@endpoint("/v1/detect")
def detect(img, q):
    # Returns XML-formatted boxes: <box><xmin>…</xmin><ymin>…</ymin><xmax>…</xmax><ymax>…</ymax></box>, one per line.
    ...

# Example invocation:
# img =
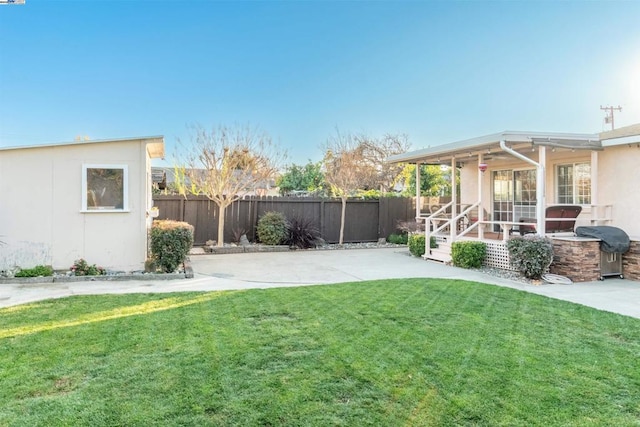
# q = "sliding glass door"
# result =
<box><xmin>492</xmin><ymin>169</ymin><xmax>536</xmax><ymax>232</ymax></box>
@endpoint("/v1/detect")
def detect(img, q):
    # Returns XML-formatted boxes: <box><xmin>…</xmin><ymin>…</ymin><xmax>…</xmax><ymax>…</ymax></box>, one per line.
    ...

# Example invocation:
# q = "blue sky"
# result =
<box><xmin>1</xmin><ymin>0</ymin><xmax>638</xmax><ymax>166</ymax></box>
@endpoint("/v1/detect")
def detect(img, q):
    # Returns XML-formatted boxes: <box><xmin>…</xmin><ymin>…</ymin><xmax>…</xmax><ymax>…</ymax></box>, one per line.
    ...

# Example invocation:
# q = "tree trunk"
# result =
<box><xmin>217</xmin><ymin>202</ymin><xmax>227</xmax><ymax>247</ymax></box>
<box><xmin>339</xmin><ymin>196</ymin><xmax>347</xmax><ymax>245</ymax></box>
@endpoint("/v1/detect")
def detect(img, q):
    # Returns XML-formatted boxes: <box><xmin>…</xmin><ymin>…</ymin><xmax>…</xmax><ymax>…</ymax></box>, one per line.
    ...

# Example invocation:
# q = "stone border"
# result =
<box><xmin>205</xmin><ymin>245</ymin><xmax>291</xmax><ymax>255</ymax></box>
<box><xmin>198</xmin><ymin>242</ymin><xmax>407</xmax><ymax>255</ymax></box>
<box><xmin>0</xmin><ymin>259</ymin><xmax>194</xmax><ymax>284</ymax></box>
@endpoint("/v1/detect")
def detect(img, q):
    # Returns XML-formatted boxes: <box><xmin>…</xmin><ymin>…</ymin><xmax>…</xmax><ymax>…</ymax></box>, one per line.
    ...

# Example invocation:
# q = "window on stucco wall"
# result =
<box><xmin>82</xmin><ymin>164</ymin><xmax>129</xmax><ymax>211</ymax></box>
<box><xmin>557</xmin><ymin>162</ymin><xmax>590</xmax><ymax>205</ymax></box>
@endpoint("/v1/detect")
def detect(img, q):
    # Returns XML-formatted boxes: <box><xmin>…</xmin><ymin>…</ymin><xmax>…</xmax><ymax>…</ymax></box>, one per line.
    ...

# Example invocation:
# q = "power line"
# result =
<box><xmin>600</xmin><ymin>105</ymin><xmax>622</xmax><ymax>131</ymax></box>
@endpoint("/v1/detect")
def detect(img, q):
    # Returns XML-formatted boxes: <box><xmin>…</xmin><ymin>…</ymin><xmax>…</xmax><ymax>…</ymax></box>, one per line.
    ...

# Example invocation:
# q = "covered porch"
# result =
<box><xmin>388</xmin><ymin>130</ymin><xmax>612</xmax><ymax>270</ymax></box>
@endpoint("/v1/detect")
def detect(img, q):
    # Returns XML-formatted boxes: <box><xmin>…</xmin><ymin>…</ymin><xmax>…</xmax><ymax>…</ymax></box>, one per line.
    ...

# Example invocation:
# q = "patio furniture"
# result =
<box><xmin>519</xmin><ymin>205</ymin><xmax>582</xmax><ymax>235</ymax></box>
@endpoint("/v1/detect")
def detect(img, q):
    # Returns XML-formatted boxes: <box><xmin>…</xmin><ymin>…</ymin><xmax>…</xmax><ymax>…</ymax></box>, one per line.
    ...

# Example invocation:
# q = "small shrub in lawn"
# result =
<box><xmin>408</xmin><ymin>234</ymin><xmax>437</xmax><ymax>257</ymax></box>
<box><xmin>451</xmin><ymin>241</ymin><xmax>487</xmax><ymax>269</ymax></box>
<box><xmin>150</xmin><ymin>220</ymin><xmax>194</xmax><ymax>273</ymax></box>
<box><xmin>14</xmin><ymin>265</ymin><xmax>54</xmax><ymax>278</ymax></box>
<box><xmin>257</xmin><ymin>211</ymin><xmax>288</xmax><ymax>245</ymax></box>
<box><xmin>387</xmin><ymin>233</ymin><xmax>408</xmax><ymax>245</ymax></box>
<box><xmin>71</xmin><ymin>259</ymin><xmax>105</xmax><ymax>276</ymax></box>
<box><xmin>286</xmin><ymin>216</ymin><xmax>323</xmax><ymax>249</ymax></box>
<box><xmin>507</xmin><ymin>235</ymin><xmax>553</xmax><ymax>279</ymax></box>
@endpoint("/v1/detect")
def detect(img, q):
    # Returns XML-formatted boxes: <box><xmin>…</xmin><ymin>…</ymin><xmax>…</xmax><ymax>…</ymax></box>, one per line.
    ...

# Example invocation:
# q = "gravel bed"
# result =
<box><xmin>473</xmin><ymin>266</ymin><xmax>537</xmax><ymax>285</ymax></box>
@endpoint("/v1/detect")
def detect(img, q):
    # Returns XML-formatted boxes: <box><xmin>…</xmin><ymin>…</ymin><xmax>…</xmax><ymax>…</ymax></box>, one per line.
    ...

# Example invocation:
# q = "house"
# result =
<box><xmin>0</xmin><ymin>136</ymin><xmax>165</xmax><ymax>272</ymax></box>
<box><xmin>387</xmin><ymin>124</ymin><xmax>640</xmax><ymax>281</ymax></box>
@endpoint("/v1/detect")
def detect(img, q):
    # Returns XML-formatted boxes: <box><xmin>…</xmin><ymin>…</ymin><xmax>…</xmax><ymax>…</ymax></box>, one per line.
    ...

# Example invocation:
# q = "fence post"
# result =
<box><xmin>251</xmin><ymin>197</ymin><xmax>259</xmax><ymax>241</ymax></box>
<box><xmin>378</xmin><ymin>198</ymin><xmax>386</xmax><ymax>240</ymax></box>
<box><xmin>320</xmin><ymin>199</ymin><xmax>326</xmax><ymax>239</ymax></box>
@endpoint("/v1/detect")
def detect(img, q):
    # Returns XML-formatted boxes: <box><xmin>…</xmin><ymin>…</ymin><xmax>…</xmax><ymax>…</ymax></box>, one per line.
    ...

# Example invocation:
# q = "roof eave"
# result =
<box><xmin>0</xmin><ymin>135</ymin><xmax>166</xmax><ymax>152</ymax></box>
<box><xmin>387</xmin><ymin>130</ymin><xmax>601</xmax><ymax>164</ymax></box>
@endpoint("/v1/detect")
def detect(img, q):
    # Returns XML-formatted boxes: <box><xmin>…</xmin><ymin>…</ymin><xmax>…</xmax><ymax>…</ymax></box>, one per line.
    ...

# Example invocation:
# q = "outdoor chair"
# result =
<box><xmin>519</xmin><ymin>205</ymin><xmax>582</xmax><ymax>235</ymax></box>
<box><xmin>461</xmin><ymin>205</ymin><xmax>489</xmax><ymax>230</ymax></box>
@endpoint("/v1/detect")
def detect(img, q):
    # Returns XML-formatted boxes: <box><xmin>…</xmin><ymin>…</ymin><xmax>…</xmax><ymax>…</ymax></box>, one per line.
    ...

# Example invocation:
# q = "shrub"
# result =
<box><xmin>15</xmin><ymin>265</ymin><xmax>54</xmax><ymax>278</ymax></box>
<box><xmin>150</xmin><ymin>220</ymin><xmax>194</xmax><ymax>273</ymax></box>
<box><xmin>231</xmin><ymin>227</ymin><xmax>249</xmax><ymax>245</ymax></box>
<box><xmin>71</xmin><ymin>259</ymin><xmax>105</xmax><ymax>276</ymax></box>
<box><xmin>387</xmin><ymin>233</ymin><xmax>408</xmax><ymax>245</ymax></box>
<box><xmin>408</xmin><ymin>234</ymin><xmax>437</xmax><ymax>257</ymax></box>
<box><xmin>451</xmin><ymin>241</ymin><xmax>487</xmax><ymax>269</ymax></box>
<box><xmin>507</xmin><ymin>235</ymin><xmax>554</xmax><ymax>279</ymax></box>
<box><xmin>286</xmin><ymin>216</ymin><xmax>323</xmax><ymax>249</ymax></box>
<box><xmin>257</xmin><ymin>211</ymin><xmax>288</xmax><ymax>245</ymax></box>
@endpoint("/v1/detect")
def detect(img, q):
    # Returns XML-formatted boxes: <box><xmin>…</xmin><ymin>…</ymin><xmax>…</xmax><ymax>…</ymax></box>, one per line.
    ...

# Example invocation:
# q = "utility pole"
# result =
<box><xmin>600</xmin><ymin>105</ymin><xmax>622</xmax><ymax>131</ymax></box>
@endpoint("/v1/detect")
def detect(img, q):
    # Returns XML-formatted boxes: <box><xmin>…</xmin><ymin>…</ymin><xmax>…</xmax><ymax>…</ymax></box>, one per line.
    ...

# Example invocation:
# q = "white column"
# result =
<box><xmin>415</xmin><ymin>162</ymin><xmax>421</xmax><ymax>220</ymax></box>
<box><xmin>537</xmin><ymin>146</ymin><xmax>547</xmax><ymax>236</ymax></box>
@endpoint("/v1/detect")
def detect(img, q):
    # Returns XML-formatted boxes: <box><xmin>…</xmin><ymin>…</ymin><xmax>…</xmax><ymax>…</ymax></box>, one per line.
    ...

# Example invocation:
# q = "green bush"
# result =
<box><xmin>507</xmin><ymin>235</ymin><xmax>553</xmax><ymax>279</ymax></box>
<box><xmin>408</xmin><ymin>234</ymin><xmax>437</xmax><ymax>257</ymax></box>
<box><xmin>150</xmin><ymin>220</ymin><xmax>194</xmax><ymax>273</ymax></box>
<box><xmin>71</xmin><ymin>259</ymin><xmax>105</xmax><ymax>276</ymax></box>
<box><xmin>15</xmin><ymin>265</ymin><xmax>54</xmax><ymax>278</ymax></box>
<box><xmin>387</xmin><ymin>233</ymin><xmax>408</xmax><ymax>245</ymax></box>
<box><xmin>257</xmin><ymin>211</ymin><xmax>288</xmax><ymax>245</ymax></box>
<box><xmin>451</xmin><ymin>241</ymin><xmax>487</xmax><ymax>269</ymax></box>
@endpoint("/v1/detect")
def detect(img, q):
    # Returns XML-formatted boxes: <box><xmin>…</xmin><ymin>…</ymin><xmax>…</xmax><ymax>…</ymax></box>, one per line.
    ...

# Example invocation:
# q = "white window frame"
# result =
<box><xmin>555</xmin><ymin>162</ymin><xmax>591</xmax><ymax>205</ymax></box>
<box><xmin>81</xmin><ymin>164</ymin><xmax>129</xmax><ymax>212</ymax></box>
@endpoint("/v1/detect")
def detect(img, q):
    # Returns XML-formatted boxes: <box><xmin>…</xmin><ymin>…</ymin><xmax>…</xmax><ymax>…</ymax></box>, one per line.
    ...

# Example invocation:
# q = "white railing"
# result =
<box><xmin>420</xmin><ymin>203</ymin><xmax>615</xmax><ymax>260</ymax></box>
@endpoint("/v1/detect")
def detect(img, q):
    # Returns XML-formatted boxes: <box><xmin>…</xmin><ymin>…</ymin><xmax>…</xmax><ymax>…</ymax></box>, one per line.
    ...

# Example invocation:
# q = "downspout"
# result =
<box><xmin>477</xmin><ymin>153</ymin><xmax>484</xmax><ymax>240</ymax></box>
<box><xmin>499</xmin><ymin>140</ymin><xmax>546</xmax><ymax>235</ymax></box>
<box><xmin>591</xmin><ymin>151</ymin><xmax>598</xmax><ymax>224</ymax></box>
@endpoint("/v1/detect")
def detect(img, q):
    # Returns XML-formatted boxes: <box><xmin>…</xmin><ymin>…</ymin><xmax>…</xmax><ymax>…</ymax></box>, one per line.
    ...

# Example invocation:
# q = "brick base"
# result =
<box><xmin>549</xmin><ymin>239</ymin><xmax>600</xmax><ymax>282</ymax></box>
<box><xmin>622</xmin><ymin>241</ymin><xmax>640</xmax><ymax>281</ymax></box>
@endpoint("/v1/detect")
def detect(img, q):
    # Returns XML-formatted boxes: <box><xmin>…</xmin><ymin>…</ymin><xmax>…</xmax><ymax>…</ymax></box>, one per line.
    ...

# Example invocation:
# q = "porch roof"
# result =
<box><xmin>387</xmin><ymin>130</ymin><xmax>600</xmax><ymax>165</ymax></box>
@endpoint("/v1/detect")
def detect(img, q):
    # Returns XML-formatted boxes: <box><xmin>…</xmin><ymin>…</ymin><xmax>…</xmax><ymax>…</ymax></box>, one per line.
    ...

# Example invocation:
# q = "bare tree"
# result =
<box><xmin>323</xmin><ymin>130</ymin><xmax>374</xmax><ymax>245</ymax></box>
<box><xmin>355</xmin><ymin>133</ymin><xmax>411</xmax><ymax>192</ymax></box>
<box><xmin>174</xmin><ymin>124</ymin><xmax>286</xmax><ymax>247</ymax></box>
<box><xmin>323</xmin><ymin>131</ymin><xmax>412</xmax><ymax>244</ymax></box>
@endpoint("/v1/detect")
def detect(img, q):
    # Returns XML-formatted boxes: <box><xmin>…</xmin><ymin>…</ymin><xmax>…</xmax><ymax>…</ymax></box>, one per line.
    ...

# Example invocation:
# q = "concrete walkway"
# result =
<box><xmin>1</xmin><ymin>248</ymin><xmax>639</xmax><ymax>318</ymax></box>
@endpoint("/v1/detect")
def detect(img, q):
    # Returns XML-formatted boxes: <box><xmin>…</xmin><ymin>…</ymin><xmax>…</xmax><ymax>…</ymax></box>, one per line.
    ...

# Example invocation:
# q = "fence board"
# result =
<box><xmin>153</xmin><ymin>195</ymin><xmax>416</xmax><ymax>245</ymax></box>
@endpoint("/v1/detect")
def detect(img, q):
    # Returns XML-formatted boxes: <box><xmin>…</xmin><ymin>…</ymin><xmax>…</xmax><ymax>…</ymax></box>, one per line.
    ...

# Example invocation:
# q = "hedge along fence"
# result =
<box><xmin>152</xmin><ymin>195</ymin><xmax>419</xmax><ymax>246</ymax></box>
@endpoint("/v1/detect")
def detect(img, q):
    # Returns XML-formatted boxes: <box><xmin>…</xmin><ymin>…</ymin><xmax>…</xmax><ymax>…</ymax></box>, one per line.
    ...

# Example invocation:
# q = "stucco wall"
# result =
<box><xmin>458</xmin><ymin>146</ymin><xmax>638</xmax><ymax>236</ymax></box>
<box><xmin>0</xmin><ymin>139</ymin><xmax>155</xmax><ymax>271</ymax></box>
<box><xmin>596</xmin><ymin>144</ymin><xmax>640</xmax><ymax>238</ymax></box>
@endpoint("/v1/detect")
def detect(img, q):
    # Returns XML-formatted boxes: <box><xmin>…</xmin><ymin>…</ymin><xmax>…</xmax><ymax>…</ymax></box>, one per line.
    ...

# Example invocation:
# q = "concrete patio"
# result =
<box><xmin>1</xmin><ymin>248</ymin><xmax>638</xmax><ymax>318</ymax></box>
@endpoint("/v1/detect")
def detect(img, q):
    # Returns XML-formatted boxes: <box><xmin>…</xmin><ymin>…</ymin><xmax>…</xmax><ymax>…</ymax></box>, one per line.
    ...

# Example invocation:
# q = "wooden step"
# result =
<box><xmin>423</xmin><ymin>244</ymin><xmax>452</xmax><ymax>263</ymax></box>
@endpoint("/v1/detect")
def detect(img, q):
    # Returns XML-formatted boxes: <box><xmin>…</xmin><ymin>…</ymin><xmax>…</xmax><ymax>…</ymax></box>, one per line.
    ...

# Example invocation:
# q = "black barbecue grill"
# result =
<box><xmin>575</xmin><ymin>226</ymin><xmax>630</xmax><ymax>280</ymax></box>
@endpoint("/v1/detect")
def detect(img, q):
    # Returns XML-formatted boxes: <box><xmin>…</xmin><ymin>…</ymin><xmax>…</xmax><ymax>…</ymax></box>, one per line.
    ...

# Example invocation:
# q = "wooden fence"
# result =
<box><xmin>152</xmin><ymin>195</ymin><xmax>417</xmax><ymax>245</ymax></box>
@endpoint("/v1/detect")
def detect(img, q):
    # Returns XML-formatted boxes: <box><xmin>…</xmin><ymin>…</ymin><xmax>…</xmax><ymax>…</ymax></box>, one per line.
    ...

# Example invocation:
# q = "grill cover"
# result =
<box><xmin>575</xmin><ymin>226</ymin><xmax>630</xmax><ymax>253</ymax></box>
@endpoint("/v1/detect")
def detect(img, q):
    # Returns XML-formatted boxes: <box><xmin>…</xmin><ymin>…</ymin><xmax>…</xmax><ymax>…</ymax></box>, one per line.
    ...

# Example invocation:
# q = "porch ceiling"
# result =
<box><xmin>387</xmin><ymin>130</ymin><xmax>601</xmax><ymax>165</ymax></box>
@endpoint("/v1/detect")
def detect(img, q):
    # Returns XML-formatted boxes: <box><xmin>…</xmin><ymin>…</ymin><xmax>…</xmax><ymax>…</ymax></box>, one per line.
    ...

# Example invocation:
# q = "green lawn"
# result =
<box><xmin>1</xmin><ymin>279</ymin><xmax>639</xmax><ymax>426</ymax></box>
